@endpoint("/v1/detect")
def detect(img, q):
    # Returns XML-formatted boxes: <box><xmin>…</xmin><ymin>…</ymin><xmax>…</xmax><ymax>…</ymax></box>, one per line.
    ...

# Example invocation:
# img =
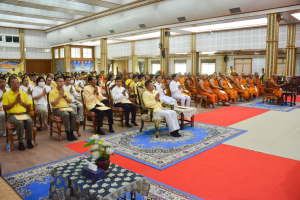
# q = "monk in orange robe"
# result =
<box><xmin>233</xmin><ymin>75</ymin><xmax>249</xmax><ymax>101</ymax></box>
<box><xmin>209</xmin><ymin>74</ymin><xmax>230</xmax><ymax>106</ymax></box>
<box><xmin>198</xmin><ymin>74</ymin><xmax>218</xmax><ymax>107</ymax></box>
<box><xmin>247</xmin><ymin>73</ymin><xmax>259</xmax><ymax>97</ymax></box>
<box><xmin>253</xmin><ymin>72</ymin><xmax>265</xmax><ymax>96</ymax></box>
<box><xmin>178</xmin><ymin>73</ymin><xmax>185</xmax><ymax>85</ymax></box>
<box><xmin>268</xmin><ymin>74</ymin><xmax>286</xmax><ymax>98</ymax></box>
<box><xmin>219</xmin><ymin>74</ymin><xmax>238</xmax><ymax>103</ymax></box>
<box><xmin>241</xmin><ymin>72</ymin><xmax>255</xmax><ymax>99</ymax></box>
<box><xmin>186</xmin><ymin>73</ymin><xmax>197</xmax><ymax>95</ymax></box>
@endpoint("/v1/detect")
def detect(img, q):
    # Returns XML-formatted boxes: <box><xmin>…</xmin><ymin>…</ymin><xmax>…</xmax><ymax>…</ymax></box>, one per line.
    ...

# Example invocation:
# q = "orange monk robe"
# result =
<box><xmin>268</xmin><ymin>80</ymin><xmax>282</xmax><ymax>98</ymax></box>
<box><xmin>233</xmin><ymin>80</ymin><xmax>249</xmax><ymax>99</ymax></box>
<box><xmin>222</xmin><ymin>80</ymin><xmax>237</xmax><ymax>101</ymax></box>
<box><xmin>211</xmin><ymin>79</ymin><xmax>228</xmax><ymax>101</ymax></box>
<box><xmin>255</xmin><ymin>77</ymin><xmax>265</xmax><ymax>95</ymax></box>
<box><xmin>187</xmin><ymin>79</ymin><xmax>197</xmax><ymax>95</ymax></box>
<box><xmin>199</xmin><ymin>80</ymin><xmax>218</xmax><ymax>103</ymax></box>
<box><xmin>248</xmin><ymin>78</ymin><xmax>259</xmax><ymax>97</ymax></box>
<box><xmin>179</xmin><ymin>77</ymin><xmax>185</xmax><ymax>85</ymax></box>
<box><xmin>242</xmin><ymin>78</ymin><xmax>255</xmax><ymax>97</ymax></box>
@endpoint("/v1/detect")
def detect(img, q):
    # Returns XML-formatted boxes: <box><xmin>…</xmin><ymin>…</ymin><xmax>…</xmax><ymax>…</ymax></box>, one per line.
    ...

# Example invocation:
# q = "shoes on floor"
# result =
<box><xmin>80</xmin><ymin>121</ymin><xmax>84</xmax><ymax>126</ymax></box>
<box><xmin>131</xmin><ymin>122</ymin><xmax>139</xmax><ymax>126</ymax></box>
<box><xmin>27</xmin><ymin>140</ymin><xmax>34</xmax><ymax>149</ymax></box>
<box><xmin>70</xmin><ymin>131</ymin><xmax>78</xmax><ymax>141</ymax></box>
<box><xmin>170</xmin><ymin>130</ymin><xmax>181</xmax><ymax>137</ymax></box>
<box><xmin>125</xmin><ymin>123</ymin><xmax>132</xmax><ymax>128</ymax></box>
<box><xmin>109</xmin><ymin>129</ymin><xmax>115</xmax><ymax>133</ymax></box>
<box><xmin>18</xmin><ymin>142</ymin><xmax>26</xmax><ymax>151</ymax></box>
<box><xmin>97</xmin><ymin>129</ymin><xmax>106</xmax><ymax>135</ymax></box>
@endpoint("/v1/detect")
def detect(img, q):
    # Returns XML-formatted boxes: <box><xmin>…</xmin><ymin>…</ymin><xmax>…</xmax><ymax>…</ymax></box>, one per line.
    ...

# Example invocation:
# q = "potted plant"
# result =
<box><xmin>84</xmin><ymin>135</ymin><xmax>114</xmax><ymax>171</ymax></box>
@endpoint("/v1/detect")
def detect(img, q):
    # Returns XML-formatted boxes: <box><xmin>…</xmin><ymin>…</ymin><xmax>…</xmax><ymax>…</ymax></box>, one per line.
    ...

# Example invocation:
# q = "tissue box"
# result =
<box><xmin>82</xmin><ymin>166</ymin><xmax>105</xmax><ymax>182</ymax></box>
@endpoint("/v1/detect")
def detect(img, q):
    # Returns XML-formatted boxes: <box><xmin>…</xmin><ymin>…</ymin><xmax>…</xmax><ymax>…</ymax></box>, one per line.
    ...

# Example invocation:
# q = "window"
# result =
<box><xmin>0</xmin><ymin>36</ymin><xmax>2</xmax><ymax>42</ymax></box>
<box><xmin>175</xmin><ymin>60</ymin><xmax>187</xmax><ymax>74</ymax></box>
<box><xmin>277</xmin><ymin>58</ymin><xmax>286</xmax><ymax>75</ymax></box>
<box><xmin>60</xmin><ymin>47</ymin><xmax>64</xmax><ymax>58</ymax></box>
<box><xmin>71</xmin><ymin>47</ymin><xmax>81</xmax><ymax>58</ymax></box>
<box><xmin>54</xmin><ymin>49</ymin><xmax>59</xmax><ymax>59</ymax></box>
<box><xmin>5</xmin><ymin>36</ymin><xmax>19</xmax><ymax>43</ymax></box>
<box><xmin>83</xmin><ymin>48</ymin><xmax>92</xmax><ymax>58</ymax></box>
<box><xmin>151</xmin><ymin>61</ymin><xmax>160</xmax><ymax>74</ymax></box>
<box><xmin>234</xmin><ymin>58</ymin><xmax>252</xmax><ymax>74</ymax></box>
<box><xmin>201</xmin><ymin>59</ymin><xmax>216</xmax><ymax>75</ymax></box>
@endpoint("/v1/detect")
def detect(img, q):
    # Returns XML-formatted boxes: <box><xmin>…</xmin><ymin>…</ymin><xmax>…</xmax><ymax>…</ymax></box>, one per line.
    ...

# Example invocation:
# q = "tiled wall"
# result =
<box><xmin>135</xmin><ymin>39</ymin><xmax>160</xmax><ymax>56</ymax></box>
<box><xmin>94</xmin><ymin>45</ymin><xmax>101</xmax><ymax>59</ymax></box>
<box><xmin>108</xmin><ymin>42</ymin><xmax>131</xmax><ymax>58</ymax></box>
<box><xmin>0</xmin><ymin>27</ymin><xmax>52</xmax><ymax>59</ymax></box>
<box><xmin>170</xmin><ymin>35</ymin><xmax>191</xmax><ymax>54</ymax></box>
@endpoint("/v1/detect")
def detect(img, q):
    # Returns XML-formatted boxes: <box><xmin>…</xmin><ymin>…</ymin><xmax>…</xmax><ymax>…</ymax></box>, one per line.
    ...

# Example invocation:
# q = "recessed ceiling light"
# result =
<box><xmin>180</xmin><ymin>18</ymin><xmax>267</xmax><ymax>33</ymax></box>
<box><xmin>202</xmin><ymin>51</ymin><xmax>216</xmax><ymax>54</ymax></box>
<box><xmin>291</xmin><ymin>13</ymin><xmax>300</xmax><ymax>20</ymax></box>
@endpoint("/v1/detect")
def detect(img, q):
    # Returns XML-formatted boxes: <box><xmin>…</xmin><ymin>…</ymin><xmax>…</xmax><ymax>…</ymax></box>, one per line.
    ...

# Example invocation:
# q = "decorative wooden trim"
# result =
<box><xmin>233</xmin><ymin>58</ymin><xmax>253</xmax><ymax>74</ymax></box>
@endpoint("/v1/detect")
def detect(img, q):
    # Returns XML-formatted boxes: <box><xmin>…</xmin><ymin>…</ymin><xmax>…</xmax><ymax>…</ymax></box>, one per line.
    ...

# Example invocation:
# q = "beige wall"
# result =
<box><xmin>112</xmin><ymin>60</ymin><xmax>127</xmax><ymax>74</ymax></box>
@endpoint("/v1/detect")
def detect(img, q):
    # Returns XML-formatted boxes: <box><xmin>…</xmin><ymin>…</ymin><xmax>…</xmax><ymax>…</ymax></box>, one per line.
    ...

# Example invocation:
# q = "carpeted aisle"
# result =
<box><xmin>193</xmin><ymin>106</ymin><xmax>268</xmax><ymax>126</ymax></box>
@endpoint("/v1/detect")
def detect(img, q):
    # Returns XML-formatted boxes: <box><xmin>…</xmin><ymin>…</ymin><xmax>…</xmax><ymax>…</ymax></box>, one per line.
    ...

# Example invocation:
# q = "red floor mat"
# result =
<box><xmin>194</xmin><ymin>106</ymin><xmax>268</xmax><ymax>126</ymax></box>
<box><xmin>143</xmin><ymin>144</ymin><xmax>300</xmax><ymax>200</ymax></box>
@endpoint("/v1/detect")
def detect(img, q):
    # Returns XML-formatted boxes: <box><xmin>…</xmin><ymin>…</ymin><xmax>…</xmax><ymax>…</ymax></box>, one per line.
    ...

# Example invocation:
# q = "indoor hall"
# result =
<box><xmin>0</xmin><ymin>0</ymin><xmax>300</xmax><ymax>199</ymax></box>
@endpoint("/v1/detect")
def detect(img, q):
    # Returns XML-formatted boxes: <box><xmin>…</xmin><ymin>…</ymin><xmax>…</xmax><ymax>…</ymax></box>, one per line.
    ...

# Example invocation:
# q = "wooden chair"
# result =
<box><xmin>81</xmin><ymin>90</ymin><xmax>98</xmax><ymax>134</ymax></box>
<box><xmin>128</xmin><ymin>82</ymin><xmax>141</xmax><ymax>116</ymax></box>
<box><xmin>5</xmin><ymin>111</ymin><xmax>38</xmax><ymax>151</ymax></box>
<box><xmin>32</xmin><ymin>99</ymin><xmax>43</xmax><ymax>129</ymax></box>
<box><xmin>109</xmin><ymin>85</ymin><xmax>125</xmax><ymax>127</ymax></box>
<box><xmin>47</xmin><ymin>93</ymin><xmax>81</xmax><ymax>141</ymax></box>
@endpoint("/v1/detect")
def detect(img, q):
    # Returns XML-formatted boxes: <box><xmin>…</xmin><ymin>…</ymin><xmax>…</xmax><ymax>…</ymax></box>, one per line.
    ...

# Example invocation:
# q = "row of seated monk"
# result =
<box><xmin>0</xmin><ymin>71</ymin><xmax>286</xmax><ymax>151</ymax></box>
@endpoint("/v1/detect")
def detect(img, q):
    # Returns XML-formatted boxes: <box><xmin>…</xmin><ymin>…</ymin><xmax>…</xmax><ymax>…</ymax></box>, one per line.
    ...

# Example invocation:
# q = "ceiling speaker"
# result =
<box><xmin>109</xmin><ymin>30</ymin><xmax>115</xmax><ymax>34</ymax></box>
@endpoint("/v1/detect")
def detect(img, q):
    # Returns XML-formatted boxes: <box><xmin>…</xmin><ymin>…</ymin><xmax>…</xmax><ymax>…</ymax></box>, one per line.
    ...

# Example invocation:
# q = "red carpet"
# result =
<box><xmin>66</xmin><ymin>141</ymin><xmax>300</xmax><ymax>200</ymax></box>
<box><xmin>194</xmin><ymin>106</ymin><xmax>268</xmax><ymax>126</ymax></box>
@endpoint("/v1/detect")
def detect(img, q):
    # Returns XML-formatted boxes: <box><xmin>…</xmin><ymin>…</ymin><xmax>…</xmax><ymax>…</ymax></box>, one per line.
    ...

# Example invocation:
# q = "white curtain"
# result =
<box><xmin>201</xmin><ymin>63</ymin><xmax>215</xmax><ymax>75</ymax></box>
<box><xmin>175</xmin><ymin>61</ymin><xmax>187</xmax><ymax>74</ymax></box>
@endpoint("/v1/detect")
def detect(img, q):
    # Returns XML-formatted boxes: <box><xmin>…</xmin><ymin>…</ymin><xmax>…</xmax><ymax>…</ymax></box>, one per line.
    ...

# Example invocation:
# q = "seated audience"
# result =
<box><xmin>169</xmin><ymin>74</ymin><xmax>191</xmax><ymax>107</ymax></box>
<box><xmin>143</xmin><ymin>81</ymin><xmax>181</xmax><ymax>137</ymax></box>
<box><xmin>32</xmin><ymin>77</ymin><xmax>51</xmax><ymax>130</ymax></box>
<box><xmin>219</xmin><ymin>73</ymin><xmax>237</xmax><ymax>103</ymax></box>
<box><xmin>29</xmin><ymin>74</ymin><xmax>37</xmax><ymax>87</ymax></box>
<box><xmin>111</xmin><ymin>77</ymin><xmax>138</xmax><ymax>128</ymax></box>
<box><xmin>253</xmin><ymin>72</ymin><xmax>265</xmax><ymax>96</ymax></box>
<box><xmin>84</xmin><ymin>76</ymin><xmax>114</xmax><ymax>135</ymax></box>
<box><xmin>247</xmin><ymin>73</ymin><xmax>260</xmax><ymax>97</ymax></box>
<box><xmin>49</xmin><ymin>77</ymin><xmax>78</xmax><ymax>141</ymax></box>
<box><xmin>0</xmin><ymin>76</ymin><xmax>10</xmax><ymax>137</ymax></box>
<box><xmin>198</xmin><ymin>74</ymin><xmax>218</xmax><ymax>107</ymax></box>
<box><xmin>2</xmin><ymin>77</ymin><xmax>34</xmax><ymax>150</ymax></box>
<box><xmin>241</xmin><ymin>72</ymin><xmax>256</xmax><ymax>99</ymax></box>
<box><xmin>106</xmin><ymin>74</ymin><xmax>115</xmax><ymax>89</ymax></box>
<box><xmin>63</xmin><ymin>76</ymin><xmax>83</xmax><ymax>126</ymax></box>
<box><xmin>269</xmin><ymin>74</ymin><xmax>286</xmax><ymax>98</ymax></box>
<box><xmin>234</xmin><ymin>75</ymin><xmax>250</xmax><ymax>101</ymax></box>
<box><xmin>209</xmin><ymin>74</ymin><xmax>230</xmax><ymax>106</ymax></box>
<box><xmin>185</xmin><ymin>73</ymin><xmax>197</xmax><ymax>95</ymax></box>
<box><xmin>154</xmin><ymin>75</ymin><xmax>176</xmax><ymax>104</ymax></box>
<box><xmin>129</xmin><ymin>75</ymin><xmax>138</xmax><ymax>97</ymax></box>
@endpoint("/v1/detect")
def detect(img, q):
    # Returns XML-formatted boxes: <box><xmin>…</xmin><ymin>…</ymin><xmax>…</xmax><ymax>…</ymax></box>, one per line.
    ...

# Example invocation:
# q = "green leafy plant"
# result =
<box><xmin>84</xmin><ymin>135</ymin><xmax>114</xmax><ymax>159</ymax></box>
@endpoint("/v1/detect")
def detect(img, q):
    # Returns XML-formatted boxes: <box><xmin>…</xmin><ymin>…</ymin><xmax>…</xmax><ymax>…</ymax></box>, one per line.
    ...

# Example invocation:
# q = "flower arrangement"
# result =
<box><xmin>84</xmin><ymin>135</ymin><xmax>114</xmax><ymax>160</ymax></box>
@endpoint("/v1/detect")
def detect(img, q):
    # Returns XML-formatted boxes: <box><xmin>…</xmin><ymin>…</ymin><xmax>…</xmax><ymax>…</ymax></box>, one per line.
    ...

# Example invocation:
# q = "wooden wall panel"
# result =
<box><xmin>25</xmin><ymin>59</ymin><xmax>52</xmax><ymax>73</ymax></box>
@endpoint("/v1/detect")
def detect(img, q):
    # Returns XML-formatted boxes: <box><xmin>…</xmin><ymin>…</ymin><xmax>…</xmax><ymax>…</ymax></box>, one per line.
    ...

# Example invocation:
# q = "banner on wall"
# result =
<box><xmin>0</xmin><ymin>61</ymin><xmax>22</xmax><ymax>74</ymax></box>
<box><xmin>70</xmin><ymin>61</ymin><xmax>94</xmax><ymax>72</ymax></box>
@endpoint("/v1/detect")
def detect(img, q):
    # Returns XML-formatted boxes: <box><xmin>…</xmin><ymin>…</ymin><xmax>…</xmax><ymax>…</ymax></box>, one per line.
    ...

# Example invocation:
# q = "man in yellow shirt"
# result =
<box><xmin>17</xmin><ymin>72</ymin><xmax>22</xmax><ymax>82</ymax></box>
<box><xmin>49</xmin><ymin>76</ymin><xmax>77</xmax><ymax>141</ymax></box>
<box><xmin>135</xmin><ymin>74</ymin><xmax>146</xmax><ymax>103</ymax></box>
<box><xmin>84</xmin><ymin>76</ymin><xmax>114</xmax><ymax>135</ymax></box>
<box><xmin>143</xmin><ymin>81</ymin><xmax>180</xmax><ymax>137</ymax></box>
<box><xmin>29</xmin><ymin>74</ymin><xmax>37</xmax><ymax>87</ymax></box>
<box><xmin>228</xmin><ymin>66</ymin><xmax>235</xmax><ymax>76</ymax></box>
<box><xmin>2</xmin><ymin>77</ymin><xmax>34</xmax><ymax>151</ymax></box>
<box><xmin>129</xmin><ymin>75</ymin><xmax>138</xmax><ymax>97</ymax></box>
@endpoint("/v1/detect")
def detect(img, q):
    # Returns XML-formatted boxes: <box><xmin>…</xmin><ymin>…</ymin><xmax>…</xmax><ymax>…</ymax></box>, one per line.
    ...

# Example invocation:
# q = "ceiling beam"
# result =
<box><xmin>0</xmin><ymin>0</ymin><xmax>94</xmax><ymax>16</ymax></box>
<box><xmin>67</xmin><ymin>0</ymin><xmax>121</xmax><ymax>9</ymax></box>
<box><xmin>0</xmin><ymin>18</ymin><xmax>57</xmax><ymax>27</ymax></box>
<box><xmin>0</xmin><ymin>10</ymin><xmax>72</xmax><ymax>22</ymax></box>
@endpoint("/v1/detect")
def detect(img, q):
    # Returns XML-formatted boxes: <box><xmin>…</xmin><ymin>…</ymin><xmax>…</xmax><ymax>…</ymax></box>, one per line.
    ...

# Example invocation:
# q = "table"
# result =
<box><xmin>174</xmin><ymin>106</ymin><xmax>197</xmax><ymax>130</ymax></box>
<box><xmin>49</xmin><ymin>157</ymin><xmax>150</xmax><ymax>200</ymax></box>
<box><xmin>281</xmin><ymin>92</ymin><xmax>296</xmax><ymax>107</ymax></box>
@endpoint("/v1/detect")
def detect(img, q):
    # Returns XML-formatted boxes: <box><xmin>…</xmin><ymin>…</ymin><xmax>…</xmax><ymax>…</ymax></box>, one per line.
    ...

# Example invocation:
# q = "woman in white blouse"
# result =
<box><xmin>32</xmin><ymin>77</ymin><xmax>51</xmax><ymax>129</ymax></box>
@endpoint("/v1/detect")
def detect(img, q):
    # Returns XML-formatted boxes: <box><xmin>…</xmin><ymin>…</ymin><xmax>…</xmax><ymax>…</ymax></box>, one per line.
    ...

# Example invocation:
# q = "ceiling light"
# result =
<box><xmin>202</xmin><ymin>51</ymin><xmax>216</xmax><ymax>54</ymax></box>
<box><xmin>118</xmin><ymin>32</ymin><xmax>180</xmax><ymax>41</ymax></box>
<box><xmin>181</xmin><ymin>18</ymin><xmax>267</xmax><ymax>33</ymax></box>
<box><xmin>291</xmin><ymin>13</ymin><xmax>300</xmax><ymax>20</ymax></box>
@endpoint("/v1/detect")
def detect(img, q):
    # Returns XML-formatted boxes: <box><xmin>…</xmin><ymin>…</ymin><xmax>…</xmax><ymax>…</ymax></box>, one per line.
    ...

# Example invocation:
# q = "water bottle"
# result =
<box><xmin>6</xmin><ymin>143</ymin><xmax>10</xmax><ymax>152</ymax></box>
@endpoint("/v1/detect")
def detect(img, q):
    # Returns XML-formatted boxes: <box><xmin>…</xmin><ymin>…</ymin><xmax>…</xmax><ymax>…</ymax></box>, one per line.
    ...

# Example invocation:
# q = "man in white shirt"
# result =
<box><xmin>75</xmin><ymin>74</ymin><xmax>84</xmax><ymax>92</ymax></box>
<box><xmin>154</xmin><ymin>75</ymin><xmax>176</xmax><ymax>104</ymax></box>
<box><xmin>169</xmin><ymin>74</ymin><xmax>191</xmax><ymax>107</ymax></box>
<box><xmin>32</xmin><ymin>77</ymin><xmax>51</xmax><ymax>129</ymax></box>
<box><xmin>0</xmin><ymin>76</ymin><xmax>10</xmax><ymax>136</ymax></box>
<box><xmin>111</xmin><ymin>77</ymin><xmax>138</xmax><ymax>128</ymax></box>
<box><xmin>64</xmin><ymin>76</ymin><xmax>83</xmax><ymax>125</ymax></box>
